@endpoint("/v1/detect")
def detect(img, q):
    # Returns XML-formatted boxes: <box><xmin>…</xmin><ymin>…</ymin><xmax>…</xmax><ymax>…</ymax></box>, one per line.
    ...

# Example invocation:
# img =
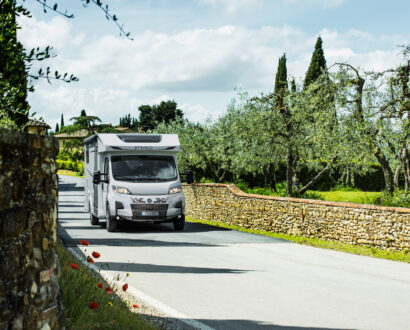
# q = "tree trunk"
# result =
<box><xmin>286</xmin><ymin>149</ymin><xmax>294</xmax><ymax>196</ymax></box>
<box><xmin>401</xmin><ymin>147</ymin><xmax>410</xmax><ymax>191</ymax></box>
<box><xmin>295</xmin><ymin>157</ymin><xmax>336</xmax><ymax>196</ymax></box>
<box><xmin>374</xmin><ymin>148</ymin><xmax>394</xmax><ymax>193</ymax></box>
<box><xmin>394</xmin><ymin>165</ymin><xmax>401</xmax><ymax>189</ymax></box>
<box><xmin>292</xmin><ymin>153</ymin><xmax>299</xmax><ymax>191</ymax></box>
<box><xmin>267</xmin><ymin>164</ymin><xmax>277</xmax><ymax>192</ymax></box>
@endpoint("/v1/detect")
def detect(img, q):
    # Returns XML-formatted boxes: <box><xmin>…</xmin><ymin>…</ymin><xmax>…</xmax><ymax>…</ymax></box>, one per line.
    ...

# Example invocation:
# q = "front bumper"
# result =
<box><xmin>109</xmin><ymin>192</ymin><xmax>184</xmax><ymax>221</ymax></box>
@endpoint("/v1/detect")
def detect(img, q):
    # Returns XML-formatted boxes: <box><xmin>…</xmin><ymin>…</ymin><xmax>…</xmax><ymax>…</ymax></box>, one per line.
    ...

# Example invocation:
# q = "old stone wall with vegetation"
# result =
<box><xmin>183</xmin><ymin>183</ymin><xmax>410</xmax><ymax>251</ymax></box>
<box><xmin>0</xmin><ymin>128</ymin><xmax>62</xmax><ymax>329</ymax></box>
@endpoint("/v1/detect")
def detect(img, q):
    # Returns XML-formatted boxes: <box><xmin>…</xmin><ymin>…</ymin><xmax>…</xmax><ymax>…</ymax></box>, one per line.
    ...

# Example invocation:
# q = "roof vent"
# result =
<box><xmin>117</xmin><ymin>134</ymin><xmax>162</xmax><ymax>143</ymax></box>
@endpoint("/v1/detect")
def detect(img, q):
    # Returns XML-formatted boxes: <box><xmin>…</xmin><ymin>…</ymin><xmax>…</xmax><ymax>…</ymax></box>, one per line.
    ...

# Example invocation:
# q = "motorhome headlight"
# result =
<box><xmin>169</xmin><ymin>186</ymin><xmax>182</xmax><ymax>194</ymax></box>
<box><xmin>112</xmin><ymin>186</ymin><xmax>131</xmax><ymax>195</ymax></box>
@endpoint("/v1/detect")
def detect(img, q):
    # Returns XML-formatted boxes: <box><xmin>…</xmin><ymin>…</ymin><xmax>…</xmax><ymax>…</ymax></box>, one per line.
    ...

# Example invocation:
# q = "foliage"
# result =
<box><xmin>376</xmin><ymin>190</ymin><xmax>410</xmax><ymax>208</ymax></box>
<box><xmin>304</xmin><ymin>36</ymin><xmax>327</xmax><ymax>88</ymax></box>
<box><xmin>57</xmin><ymin>159</ymin><xmax>84</xmax><ymax>175</ymax></box>
<box><xmin>139</xmin><ymin>101</ymin><xmax>184</xmax><ymax>132</ymax></box>
<box><xmin>119</xmin><ymin>113</ymin><xmax>138</xmax><ymax>128</ymax></box>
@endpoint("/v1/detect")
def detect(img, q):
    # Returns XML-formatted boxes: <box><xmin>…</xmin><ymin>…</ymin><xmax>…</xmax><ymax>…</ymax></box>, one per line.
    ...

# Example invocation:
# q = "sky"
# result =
<box><xmin>17</xmin><ymin>0</ymin><xmax>410</xmax><ymax>130</ymax></box>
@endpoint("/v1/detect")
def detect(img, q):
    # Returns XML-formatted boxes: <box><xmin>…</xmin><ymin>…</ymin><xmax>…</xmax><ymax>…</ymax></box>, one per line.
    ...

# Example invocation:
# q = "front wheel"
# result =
<box><xmin>106</xmin><ymin>205</ymin><xmax>117</xmax><ymax>232</ymax></box>
<box><xmin>173</xmin><ymin>215</ymin><xmax>185</xmax><ymax>231</ymax></box>
<box><xmin>90</xmin><ymin>202</ymin><xmax>99</xmax><ymax>226</ymax></box>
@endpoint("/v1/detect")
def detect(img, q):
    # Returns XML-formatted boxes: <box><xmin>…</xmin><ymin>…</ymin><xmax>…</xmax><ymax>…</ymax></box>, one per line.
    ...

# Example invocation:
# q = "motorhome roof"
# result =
<box><xmin>83</xmin><ymin>133</ymin><xmax>180</xmax><ymax>151</ymax></box>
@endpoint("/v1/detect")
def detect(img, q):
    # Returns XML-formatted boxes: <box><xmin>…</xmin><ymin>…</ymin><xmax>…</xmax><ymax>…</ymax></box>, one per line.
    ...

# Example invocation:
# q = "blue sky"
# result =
<box><xmin>18</xmin><ymin>0</ymin><xmax>410</xmax><ymax>129</ymax></box>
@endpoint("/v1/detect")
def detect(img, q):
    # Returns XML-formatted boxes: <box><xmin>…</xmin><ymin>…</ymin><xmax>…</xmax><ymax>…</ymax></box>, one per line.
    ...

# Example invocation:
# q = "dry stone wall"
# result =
<box><xmin>0</xmin><ymin>128</ymin><xmax>63</xmax><ymax>329</ymax></box>
<box><xmin>183</xmin><ymin>183</ymin><xmax>410</xmax><ymax>251</ymax></box>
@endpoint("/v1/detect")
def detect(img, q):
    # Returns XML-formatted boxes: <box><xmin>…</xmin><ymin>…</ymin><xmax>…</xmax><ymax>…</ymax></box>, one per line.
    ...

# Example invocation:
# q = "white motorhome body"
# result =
<box><xmin>84</xmin><ymin>133</ymin><xmax>187</xmax><ymax>232</ymax></box>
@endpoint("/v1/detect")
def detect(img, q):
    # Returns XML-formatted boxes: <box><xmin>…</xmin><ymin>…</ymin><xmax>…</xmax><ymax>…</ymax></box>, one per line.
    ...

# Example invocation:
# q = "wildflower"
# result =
<box><xmin>132</xmin><ymin>304</ymin><xmax>138</xmax><ymax>308</ymax></box>
<box><xmin>97</xmin><ymin>282</ymin><xmax>103</xmax><ymax>288</ymax></box>
<box><xmin>69</xmin><ymin>263</ymin><xmax>80</xmax><ymax>270</ymax></box>
<box><xmin>89</xmin><ymin>302</ymin><xmax>99</xmax><ymax>309</ymax></box>
<box><xmin>92</xmin><ymin>251</ymin><xmax>101</xmax><ymax>258</ymax></box>
<box><xmin>106</xmin><ymin>286</ymin><xmax>113</xmax><ymax>295</ymax></box>
<box><xmin>122</xmin><ymin>283</ymin><xmax>128</xmax><ymax>292</ymax></box>
<box><xmin>87</xmin><ymin>256</ymin><xmax>94</xmax><ymax>264</ymax></box>
<box><xmin>108</xmin><ymin>302</ymin><xmax>113</xmax><ymax>307</ymax></box>
<box><xmin>80</xmin><ymin>240</ymin><xmax>89</xmax><ymax>246</ymax></box>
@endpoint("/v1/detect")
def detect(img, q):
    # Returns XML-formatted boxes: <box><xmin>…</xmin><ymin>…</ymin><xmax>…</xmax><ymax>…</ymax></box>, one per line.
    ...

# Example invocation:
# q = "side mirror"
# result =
<box><xmin>93</xmin><ymin>171</ymin><xmax>101</xmax><ymax>184</ymax></box>
<box><xmin>186</xmin><ymin>170</ymin><xmax>194</xmax><ymax>184</ymax></box>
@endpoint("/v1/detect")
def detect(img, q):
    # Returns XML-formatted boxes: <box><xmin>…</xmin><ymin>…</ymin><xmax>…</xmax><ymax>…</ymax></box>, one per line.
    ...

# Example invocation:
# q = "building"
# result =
<box><xmin>27</xmin><ymin>118</ymin><xmax>50</xmax><ymax>135</ymax></box>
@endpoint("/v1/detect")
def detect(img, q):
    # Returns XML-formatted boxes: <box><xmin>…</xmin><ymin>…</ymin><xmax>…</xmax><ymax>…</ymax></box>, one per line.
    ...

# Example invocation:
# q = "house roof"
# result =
<box><xmin>54</xmin><ymin>129</ymin><xmax>89</xmax><ymax>139</ymax></box>
<box><xmin>28</xmin><ymin>118</ymin><xmax>50</xmax><ymax>129</ymax></box>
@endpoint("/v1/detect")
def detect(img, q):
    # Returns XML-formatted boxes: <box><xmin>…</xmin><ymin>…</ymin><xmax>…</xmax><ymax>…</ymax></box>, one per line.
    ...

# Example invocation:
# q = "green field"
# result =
<box><xmin>307</xmin><ymin>190</ymin><xmax>383</xmax><ymax>204</ymax></box>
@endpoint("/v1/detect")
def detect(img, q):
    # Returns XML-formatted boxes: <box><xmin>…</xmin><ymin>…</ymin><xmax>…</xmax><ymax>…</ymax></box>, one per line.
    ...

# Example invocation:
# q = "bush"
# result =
<box><xmin>375</xmin><ymin>190</ymin><xmax>410</xmax><ymax>208</ymax></box>
<box><xmin>57</xmin><ymin>160</ymin><xmax>84</xmax><ymax>176</ymax></box>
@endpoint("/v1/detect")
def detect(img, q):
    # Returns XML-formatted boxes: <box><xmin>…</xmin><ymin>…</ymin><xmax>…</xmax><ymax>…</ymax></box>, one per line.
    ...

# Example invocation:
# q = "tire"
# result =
<box><xmin>89</xmin><ymin>202</ymin><xmax>99</xmax><ymax>225</ymax></box>
<box><xmin>173</xmin><ymin>215</ymin><xmax>185</xmax><ymax>231</ymax></box>
<box><xmin>106</xmin><ymin>205</ymin><xmax>117</xmax><ymax>232</ymax></box>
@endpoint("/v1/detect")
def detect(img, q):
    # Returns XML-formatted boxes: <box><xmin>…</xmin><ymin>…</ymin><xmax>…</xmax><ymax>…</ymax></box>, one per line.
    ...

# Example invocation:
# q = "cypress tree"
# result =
<box><xmin>80</xmin><ymin>109</ymin><xmax>87</xmax><ymax>117</ymax></box>
<box><xmin>55</xmin><ymin>123</ymin><xmax>59</xmax><ymax>133</ymax></box>
<box><xmin>303</xmin><ymin>36</ymin><xmax>327</xmax><ymax>89</ymax></box>
<box><xmin>274</xmin><ymin>54</ymin><xmax>288</xmax><ymax>110</ymax></box>
<box><xmin>61</xmin><ymin>114</ymin><xmax>64</xmax><ymax>128</ymax></box>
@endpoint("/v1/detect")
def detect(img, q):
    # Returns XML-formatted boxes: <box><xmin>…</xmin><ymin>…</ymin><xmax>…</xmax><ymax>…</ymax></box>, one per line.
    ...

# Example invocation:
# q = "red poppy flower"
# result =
<box><xmin>92</xmin><ymin>251</ymin><xmax>100</xmax><ymax>258</ymax></box>
<box><xmin>89</xmin><ymin>302</ymin><xmax>99</xmax><ymax>309</ymax></box>
<box><xmin>122</xmin><ymin>283</ymin><xmax>128</xmax><ymax>292</ymax></box>
<box><xmin>86</xmin><ymin>256</ymin><xmax>94</xmax><ymax>264</ymax></box>
<box><xmin>105</xmin><ymin>286</ymin><xmax>113</xmax><ymax>295</ymax></box>
<box><xmin>97</xmin><ymin>282</ymin><xmax>102</xmax><ymax>288</ymax></box>
<box><xmin>132</xmin><ymin>304</ymin><xmax>138</xmax><ymax>308</ymax></box>
<box><xmin>69</xmin><ymin>263</ymin><xmax>80</xmax><ymax>270</ymax></box>
<box><xmin>80</xmin><ymin>240</ymin><xmax>89</xmax><ymax>246</ymax></box>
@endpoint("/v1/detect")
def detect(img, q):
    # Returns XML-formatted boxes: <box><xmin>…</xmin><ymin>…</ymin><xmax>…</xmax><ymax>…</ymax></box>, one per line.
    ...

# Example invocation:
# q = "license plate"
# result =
<box><xmin>140</xmin><ymin>211</ymin><xmax>160</xmax><ymax>216</ymax></box>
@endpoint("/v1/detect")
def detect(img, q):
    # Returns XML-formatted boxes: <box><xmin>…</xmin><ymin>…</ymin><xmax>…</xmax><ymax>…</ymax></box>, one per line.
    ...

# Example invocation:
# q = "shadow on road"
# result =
<box><xmin>95</xmin><ymin>261</ymin><xmax>249</xmax><ymax>274</ymax></box>
<box><xmin>144</xmin><ymin>316</ymin><xmax>353</xmax><ymax>330</ymax></box>
<box><xmin>58</xmin><ymin>182</ymin><xmax>84</xmax><ymax>192</ymax></box>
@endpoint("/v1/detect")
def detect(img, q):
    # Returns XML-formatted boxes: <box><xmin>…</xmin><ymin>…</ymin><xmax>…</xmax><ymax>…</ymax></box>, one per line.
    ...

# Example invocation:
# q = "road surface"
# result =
<box><xmin>58</xmin><ymin>175</ymin><xmax>410</xmax><ymax>330</ymax></box>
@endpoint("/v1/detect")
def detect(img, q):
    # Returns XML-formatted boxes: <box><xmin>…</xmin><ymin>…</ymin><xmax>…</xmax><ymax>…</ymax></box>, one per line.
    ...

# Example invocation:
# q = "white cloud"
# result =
<box><xmin>17</xmin><ymin>15</ymin><xmax>84</xmax><ymax>52</ymax></box>
<box><xmin>20</xmin><ymin>14</ymin><xmax>405</xmax><ymax>125</ymax></box>
<box><xmin>197</xmin><ymin>0</ymin><xmax>260</xmax><ymax>13</ymax></box>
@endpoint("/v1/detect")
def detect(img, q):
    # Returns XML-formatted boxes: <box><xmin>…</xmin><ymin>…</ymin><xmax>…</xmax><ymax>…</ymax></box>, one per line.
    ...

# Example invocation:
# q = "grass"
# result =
<box><xmin>235</xmin><ymin>182</ymin><xmax>395</xmax><ymax>206</ymax></box>
<box><xmin>187</xmin><ymin>217</ymin><xmax>410</xmax><ymax>263</ymax></box>
<box><xmin>310</xmin><ymin>190</ymin><xmax>383</xmax><ymax>204</ymax></box>
<box><xmin>57</xmin><ymin>241</ymin><xmax>155</xmax><ymax>330</ymax></box>
<box><xmin>58</xmin><ymin>169</ymin><xmax>84</xmax><ymax>177</ymax></box>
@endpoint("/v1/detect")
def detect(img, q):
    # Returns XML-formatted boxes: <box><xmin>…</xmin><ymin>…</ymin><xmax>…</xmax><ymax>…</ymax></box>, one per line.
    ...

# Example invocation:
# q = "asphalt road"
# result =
<box><xmin>58</xmin><ymin>175</ymin><xmax>410</xmax><ymax>330</ymax></box>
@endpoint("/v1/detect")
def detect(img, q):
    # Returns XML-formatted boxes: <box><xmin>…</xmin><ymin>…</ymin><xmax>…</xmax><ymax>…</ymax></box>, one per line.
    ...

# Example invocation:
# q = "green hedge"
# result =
<box><xmin>57</xmin><ymin>160</ymin><xmax>84</xmax><ymax>176</ymax></box>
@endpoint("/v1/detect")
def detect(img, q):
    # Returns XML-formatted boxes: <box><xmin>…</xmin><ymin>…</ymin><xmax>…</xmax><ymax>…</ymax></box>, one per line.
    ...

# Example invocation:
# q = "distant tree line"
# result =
<box><xmin>119</xmin><ymin>100</ymin><xmax>184</xmax><ymax>131</ymax></box>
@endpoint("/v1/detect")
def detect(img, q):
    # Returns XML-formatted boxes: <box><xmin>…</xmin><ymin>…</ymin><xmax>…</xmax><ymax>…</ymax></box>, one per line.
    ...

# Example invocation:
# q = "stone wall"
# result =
<box><xmin>183</xmin><ymin>183</ymin><xmax>410</xmax><ymax>251</ymax></box>
<box><xmin>0</xmin><ymin>128</ymin><xmax>62</xmax><ymax>329</ymax></box>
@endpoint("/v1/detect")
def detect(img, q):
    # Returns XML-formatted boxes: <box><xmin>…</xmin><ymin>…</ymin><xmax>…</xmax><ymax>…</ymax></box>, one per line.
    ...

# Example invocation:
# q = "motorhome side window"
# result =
<box><xmin>85</xmin><ymin>147</ymin><xmax>89</xmax><ymax>163</ymax></box>
<box><xmin>111</xmin><ymin>155</ymin><xmax>177</xmax><ymax>182</ymax></box>
<box><xmin>104</xmin><ymin>158</ymin><xmax>109</xmax><ymax>175</ymax></box>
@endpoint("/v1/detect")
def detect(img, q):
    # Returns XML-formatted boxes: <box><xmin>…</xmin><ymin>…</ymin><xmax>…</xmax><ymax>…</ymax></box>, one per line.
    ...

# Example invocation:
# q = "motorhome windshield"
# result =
<box><xmin>111</xmin><ymin>155</ymin><xmax>177</xmax><ymax>182</ymax></box>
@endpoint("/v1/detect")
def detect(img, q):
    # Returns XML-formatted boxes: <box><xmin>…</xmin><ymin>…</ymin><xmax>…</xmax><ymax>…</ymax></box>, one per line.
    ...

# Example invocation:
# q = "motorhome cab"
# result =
<box><xmin>84</xmin><ymin>133</ymin><xmax>193</xmax><ymax>232</ymax></box>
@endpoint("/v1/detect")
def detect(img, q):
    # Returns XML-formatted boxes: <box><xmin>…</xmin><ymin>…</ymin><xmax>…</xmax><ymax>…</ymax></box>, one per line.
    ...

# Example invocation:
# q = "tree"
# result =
<box><xmin>152</xmin><ymin>100</ymin><xmax>184</xmax><ymax>124</ymax></box>
<box><xmin>304</xmin><ymin>36</ymin><xmax>327</xmax><ymax>89</ymax></box>
<box><xmin>69</xmin><ymin>115</ymin><xmax>102</xmax><ymax>134</ymax></box>
<box><xmin>119</xmin><ymin>113</ymin><xmax>138</xmax><ymax>128</ymax></box>
<box><xmin>80</xmin><ymin>109</ymin><xmax>87</xmax><ymax>117</ymax></box>
<box><xmin>61</xmin><ymin>114</ymin><xmax>65</xmax><ymax>129</ymax></box>
<box><xmin>138</xmin><ymin>105</ymin><xmax>155</xmax><ymax>131</ymax></box>
<box><xmin>0</xmin><ymin>1</ymin><xmax>30</xmax><ymax>128</ymax></box>
<box><xmin>55</xmin><ymin>122</ymin><xmax>59</xmax><ymax>133</ymax></box>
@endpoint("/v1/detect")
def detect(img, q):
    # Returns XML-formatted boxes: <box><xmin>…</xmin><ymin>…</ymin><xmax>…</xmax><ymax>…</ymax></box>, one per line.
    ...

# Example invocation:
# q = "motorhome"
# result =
<box><xmin>83</xmin><ymin>133</ymin><xmax>193</xmax><ymax>232</ymax></box>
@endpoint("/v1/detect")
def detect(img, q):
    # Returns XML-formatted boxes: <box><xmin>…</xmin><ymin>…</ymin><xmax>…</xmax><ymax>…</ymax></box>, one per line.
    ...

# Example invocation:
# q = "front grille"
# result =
<box><xmin>131</xmin><ymin>204</ymin><xmax>168</xmax><ymax>211</ymax></box>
